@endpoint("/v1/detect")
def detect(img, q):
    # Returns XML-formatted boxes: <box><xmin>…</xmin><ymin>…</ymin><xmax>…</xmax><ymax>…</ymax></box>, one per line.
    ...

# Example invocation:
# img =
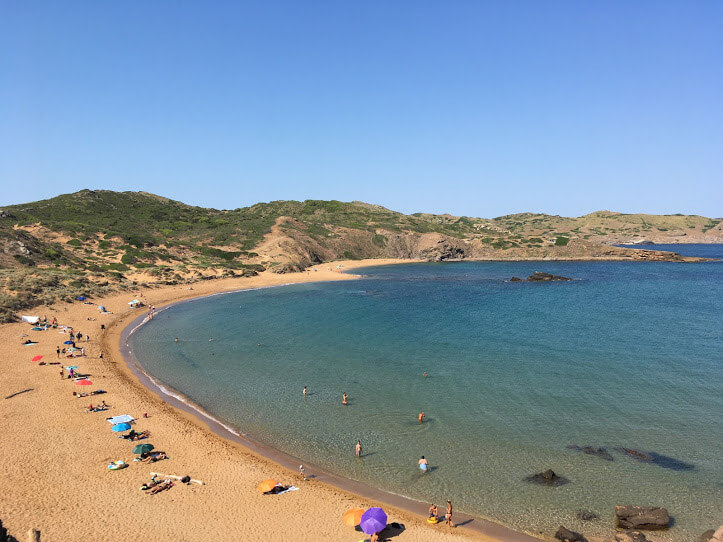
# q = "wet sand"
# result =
<box><xmin>0</xmin><ymin>259</ymin><xmax>543</xmax><ymax>542</ymax></box>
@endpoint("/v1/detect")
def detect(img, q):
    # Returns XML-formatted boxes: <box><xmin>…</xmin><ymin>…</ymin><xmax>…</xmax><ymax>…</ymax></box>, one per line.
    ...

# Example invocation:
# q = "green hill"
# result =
<box><xmin>0</xmin><ymin>189</ymin><xmax>719</xmax><ymax>321</ymax></box>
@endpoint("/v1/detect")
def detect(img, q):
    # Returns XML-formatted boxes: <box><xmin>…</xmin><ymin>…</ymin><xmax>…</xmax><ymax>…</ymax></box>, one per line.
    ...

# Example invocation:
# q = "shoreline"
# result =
<box><xmin>117</xmin><ymin>278</ymin><xmax>543</xmax><ymax>542</ymax></box>
<box><xmin>2</xmin><ymin>258</ymin><xmax>539</xmax><ymax>542</ymax></box>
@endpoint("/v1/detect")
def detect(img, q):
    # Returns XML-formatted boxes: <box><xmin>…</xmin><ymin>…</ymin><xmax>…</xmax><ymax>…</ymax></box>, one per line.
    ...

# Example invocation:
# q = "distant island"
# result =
<box><xmin>0</xmin><ymin>189</ymin><xmax>720</xmax><ymax>321</ymax></box>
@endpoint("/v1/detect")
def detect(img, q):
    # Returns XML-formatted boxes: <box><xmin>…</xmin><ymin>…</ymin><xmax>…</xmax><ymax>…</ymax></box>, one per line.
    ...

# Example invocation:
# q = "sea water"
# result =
<box><xmin>128</xmin><ymin>251</ymin><xmax>722</xmax><ymax>539</ymax></box>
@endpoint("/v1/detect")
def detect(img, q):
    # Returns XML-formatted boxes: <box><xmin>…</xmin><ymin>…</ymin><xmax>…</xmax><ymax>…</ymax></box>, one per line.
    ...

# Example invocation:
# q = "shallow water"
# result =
<box><xmin>128</xmin><ymin>255</ymin><xmax>723</xmax><ymax>540</ymax></box>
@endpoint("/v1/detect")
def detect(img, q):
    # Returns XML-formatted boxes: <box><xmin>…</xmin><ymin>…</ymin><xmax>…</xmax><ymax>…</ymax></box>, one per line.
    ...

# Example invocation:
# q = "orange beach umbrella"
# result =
<box><xmin>342</xmin><ymin>508</ymin><xmax>365</xmax><ymax>527</ymax></box>
<box><xmin>257</xmin><ymin>479</ymin><xmax>277</xmax><ymax>493</ymax></box>
<box><xmin>31</xmin><ymin>355</ymin><xmax>43</xmax><ymax>362</ymax></box>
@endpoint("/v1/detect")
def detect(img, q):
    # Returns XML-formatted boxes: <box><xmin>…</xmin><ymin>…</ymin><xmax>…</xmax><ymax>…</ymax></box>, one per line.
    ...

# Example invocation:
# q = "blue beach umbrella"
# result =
<box><xmin>77</xmin><ymin>296</ymin><xmax>86</xmax><ymax>301</ymax></box>
<box><xmin>360</xmin><ymin>508</ymin><xmax>387</xmax><ymax>535</ymax></box>
<box><xmin>63</xmin><ymin>340</ymin><xmax>74</xmax><ymax>345</ymax></box>
<box><xmin>112</xmin><ymin>423</ymin><xmax>132</xmax><ymax>432</ymax></box>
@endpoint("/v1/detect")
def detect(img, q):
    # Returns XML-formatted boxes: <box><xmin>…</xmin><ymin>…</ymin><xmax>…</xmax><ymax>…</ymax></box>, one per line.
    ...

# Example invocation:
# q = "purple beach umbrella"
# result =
<box><xmin>360</xmin><ymin>507</ymin><xmax>387</xmax><ymax>535</ymax></box>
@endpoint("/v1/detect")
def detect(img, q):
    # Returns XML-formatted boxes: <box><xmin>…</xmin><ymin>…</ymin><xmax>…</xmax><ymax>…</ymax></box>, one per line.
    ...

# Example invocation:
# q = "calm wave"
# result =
<box><xmin>128</xmin><ymin>256</ymin><xmax>723</xmax><ymax>540</ymax></box>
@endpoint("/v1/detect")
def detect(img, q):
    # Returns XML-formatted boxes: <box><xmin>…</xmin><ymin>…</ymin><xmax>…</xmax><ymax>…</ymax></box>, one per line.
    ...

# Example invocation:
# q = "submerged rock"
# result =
<box><xmin>526</xmin><ymin>271</ymin><xmax>572</xmax><ymax>282</ymax></box>
<box><xmin>701</xmin><ymin>526</ymin><xmax>723</xmax><ymax>542</ymax></box>
<box><xmin>524</xmin><ymin>469</ymin><xmax>569</xmax><ymax>486</ymax></box>
<box><xmin>615</xmin><ymin>505</ymin><xmax>669</xmax><ymax>530</ymax></box>
<box><xmin>509</xmin><ymin>276</ymin><xmax>523</xmax><ymax>282</ymax></box>
<box><xmin>555</xmin><ymin>525</ymin><xmax>587</xmax><ymax>542</ymax></box>
<box><xmin>576</xmin><ymin>510</ymin><xmax>599</xmax><ymax>521</ymax></box>
<box><xmin>567</xmin><ymin>445</ymin><xmax>614</xmax><ymax>461</ymax></box>
<box><xmin>614</xmin><ymin>448</ymin><xmax>653</xmax><ymax>463</ymax></box>
<box><xmin>614</xmin><ymin>448</ymin><xmax>694</xmax><ymax>470</ymax></box>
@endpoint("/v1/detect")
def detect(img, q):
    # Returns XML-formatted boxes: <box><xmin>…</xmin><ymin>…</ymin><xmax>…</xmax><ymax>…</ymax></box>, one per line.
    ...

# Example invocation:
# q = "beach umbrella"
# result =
<box><xmin>360</xmin><ymin>508</ymin><xmax>387</xmax><ymax>535</ymax></box>
<box><xmin>132</xmin><ymin>443</ymin><xmax>154</xmax><ymax>455</ymax></box>
<box><xmin>65</xmin><ymin>366</ymin><xmax>78</xmax><ymax>370</ymax></box>
<box><xmin>75</xmin><ymin>379</ymin><xmax>92</xmax><ymax>386</ymax></box>
<box><xmin>63</xmin><ymin>340</ymin><xmax>74</xmax><ymax>345</ymax></box>
<box><xmin>111</xmin><ymin>423</ymin><xmax>132</xmax><ymax>432</ymax></box>
<box><xmin>31</xmin><ymin>355</ymin><xmax>43</xmax><ymax>362</ymax></box>
<box><xmin>77</xmin><ymin>296</ymin><xmax>86</xmax><ymax>301</ymax></box>
<box><xmin>342</xmin><ymin>508</ymin><xmax>365</xmax><ymax>527</ymax></box>
<box><xmin>98</xmin><ymin>306</ymin><xmax>106</xmax><ymax>312</ymax></box>
<box><xmin>256</xmin><ymin>479</ymin><xmax>277</xmax><ymax>493</ymax></box>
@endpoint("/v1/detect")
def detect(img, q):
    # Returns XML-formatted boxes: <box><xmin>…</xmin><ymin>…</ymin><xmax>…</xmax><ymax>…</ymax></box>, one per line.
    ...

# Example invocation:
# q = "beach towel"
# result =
<box><xmin>276</xmin><ymin>486</ymin><xmax>299</xmax><ymax>495</ymax></box>
<box><xmin>106</xmin><ymin>415</ymin><xmax>135</xmax><ymax>425</ymax></box>
<box><xmin>21</xmin><ymin>316</ymin><xmax>40</xmax><ymax>324</ymax></box>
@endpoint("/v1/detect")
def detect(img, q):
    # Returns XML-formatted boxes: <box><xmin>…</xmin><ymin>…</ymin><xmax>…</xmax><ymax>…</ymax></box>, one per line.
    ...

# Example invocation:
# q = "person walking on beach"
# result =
<box><xmin>342</xmin><ymin>392</ymin><xmax>348</xmax><ymax>405</ymax></box>
<box><xmin>299</xmin><ymin>464</ymin><xmax>306</xmax><ymax>480</ymax></box>
<box><xmin>355</xmin><ymin>440</ymin><xmax>362</xmax><ymax>457</ymax></box>
<box><xmin>56</xmin><ymin>346</ymin><xmax>60</xmax><ymax>359</ymax></box>
<box><xmin>418</xmin><ymin>411</ymin><xmax>425</xmax><ymax>424</ymax></box>
<box><xmin>445</xmin><ymin>500</ymin><xmax>454</xmax><ymax>527</ymax></box>
<box><xmin>59</xmin><ymin>367</ymin><xmax>64</xmax><ymax>379</ymax></box>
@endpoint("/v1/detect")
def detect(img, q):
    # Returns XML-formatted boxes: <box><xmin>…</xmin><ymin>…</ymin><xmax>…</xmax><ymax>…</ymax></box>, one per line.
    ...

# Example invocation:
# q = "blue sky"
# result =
<box><xmin>1</xmin><ymin>1</ymin><xmax>721</xmax><ymax>217</ymax></box>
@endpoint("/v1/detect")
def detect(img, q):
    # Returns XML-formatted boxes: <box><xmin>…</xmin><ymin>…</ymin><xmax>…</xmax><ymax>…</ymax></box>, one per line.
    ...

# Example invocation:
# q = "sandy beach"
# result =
<box><xmin>0</xmin><ymin>259</ymin><xmax>542</xmax><ymax>542</ymax></box>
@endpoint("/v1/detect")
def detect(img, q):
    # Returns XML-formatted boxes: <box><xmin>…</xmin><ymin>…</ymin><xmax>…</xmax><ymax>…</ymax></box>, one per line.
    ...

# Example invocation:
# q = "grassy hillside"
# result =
<box><xmin>0</xmin><ymin>189</ymin><xmax>719</xmax><ymax>321</ymax></box>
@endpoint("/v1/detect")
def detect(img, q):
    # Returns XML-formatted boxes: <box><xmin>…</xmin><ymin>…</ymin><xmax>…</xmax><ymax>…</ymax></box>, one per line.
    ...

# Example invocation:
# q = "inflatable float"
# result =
<box><xmin>107</xmin><ymin>460</ymin><xmax>127</xmax><ymax>470</ymax></box>
<box><xmin>427</xmin><ymin>516</ymin><xmax>439</xmax><ymax>524</ymax></box>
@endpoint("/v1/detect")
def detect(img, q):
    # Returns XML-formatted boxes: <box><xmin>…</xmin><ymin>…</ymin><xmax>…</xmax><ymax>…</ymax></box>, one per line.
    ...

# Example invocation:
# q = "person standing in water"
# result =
<box><xmin>303</xmin><ymin>386</ymin><xmax>307</xmax><ymax>397</ymax></box>
<box><xmin>355</xmin><ymin>440</ymin><xmax>362</xmax><ymax>457</ymax></box>
<box><xmin>445</xmin><ymin>500</ymin><xmax>454</xmax><ymax>527</ymax></box>
<box><xmin>418</xmin><ymin>455</ymin><xmax>429</xmax><ymax>472</ymax></box>
<box><xmin>342</xmin><ymin>392</ymin><xmax>348</xmax><ymax>405</ymax></box>
<box><xmin>418</xmin><ymin>412</ymin><xmax>425</xmax><ymax>424</ymax></box>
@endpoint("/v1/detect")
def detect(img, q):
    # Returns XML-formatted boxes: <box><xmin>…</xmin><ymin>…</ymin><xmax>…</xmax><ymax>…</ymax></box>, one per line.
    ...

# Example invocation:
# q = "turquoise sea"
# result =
<box><xmin>128</xmin><ymin>246</ymin><xmax>722</xmax><ymax>540</ymax></box>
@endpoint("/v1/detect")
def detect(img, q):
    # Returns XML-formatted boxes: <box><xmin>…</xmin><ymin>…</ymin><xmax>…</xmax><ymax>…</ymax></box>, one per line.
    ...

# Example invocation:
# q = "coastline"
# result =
<box><xmin>117</xmin><ymin>277</ymin><xmax>543</xmax><ymax>542</ymax></box>
<box><xmin>0</xmin><ymin>258</ymin><xmax>543</xmax><ymax>542</ymax></box>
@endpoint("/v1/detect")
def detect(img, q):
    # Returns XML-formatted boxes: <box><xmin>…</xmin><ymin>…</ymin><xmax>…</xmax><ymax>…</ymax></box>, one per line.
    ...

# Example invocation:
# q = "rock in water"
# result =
<box><xmin>701</xmin><ymin>526</ymin><xmax>723</xmax><ymax>542</ymax></box>
<box><xmin>524</xmin><ymin>469</ymin><xmax>569</xmax><ymax>486</ymax></box>
<box><xmin>555</xmin><ymin>525</ymin><xmax>587</xmax><ymax>542</ymax></box>
<box><xmin>615</xmin><ymin>506</ymin><xmax>670</xmax><ymax>530</ymax></box>
<box><xmin>701</xmin><ymin>530</ymin><xmax>716</xmax><ymax>542</ymax></box>
<box><xmin>509</xmin><ymin>276</ymin><xmax>523</xmax><ymax>282</ymax></box>
<box><xmin>567</xmin><ymin>445</ymin><xmax>614</xmax><ymax>461</ymax></box>
<box><xmin>576</xmin><ymin>510</ymin><xmax>599</xmax><ymax>521</ymax></box>
<box><xmin>613</xmin><ymin>531</ymin><xmax>649</xmax><ymax>542</ymax></box>
<box><xmin>526</xmin><ymin>271</ymin><xmax>572</xmax><ymax>282</ymax></box>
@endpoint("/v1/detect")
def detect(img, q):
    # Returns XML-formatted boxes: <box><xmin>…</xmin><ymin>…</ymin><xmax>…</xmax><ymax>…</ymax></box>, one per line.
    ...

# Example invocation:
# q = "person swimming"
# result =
<box><xmin>419</xmin><ymin>455</ymin><xmax>429</xmax><ymax>472</ymax></box>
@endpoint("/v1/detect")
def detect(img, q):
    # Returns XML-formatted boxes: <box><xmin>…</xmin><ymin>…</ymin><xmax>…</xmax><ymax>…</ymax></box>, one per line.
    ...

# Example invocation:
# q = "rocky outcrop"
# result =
<box><xmin>615</xmin><ymin>506</ymin><xmax>669</xmax><ymax>530</ymax></box>
<box><xmin>526</xmin><ymin>271</ymin><xmax>572</xmax><ymax>282</ymax></box>
<box><xmin>524</xmin><ymin>469</ymin><xmax>569</xmax><ymax>486</ymax></box>
<box><xmin>567</xmin><ymin>445</ymin><xmax>614</xmax><ymax>461</ymax></box>
<box><xmin>555</xmin><ymin>526</ymin><xmax>587</xmax><ymax>542</ymax></box>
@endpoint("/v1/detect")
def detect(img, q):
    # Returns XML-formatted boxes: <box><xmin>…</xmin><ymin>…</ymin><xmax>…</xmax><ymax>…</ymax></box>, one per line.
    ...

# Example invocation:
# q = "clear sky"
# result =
<box><xmin>1</xmin><ymin>1</ymin><xmax>721</xmax><ymax>217</ymax></box>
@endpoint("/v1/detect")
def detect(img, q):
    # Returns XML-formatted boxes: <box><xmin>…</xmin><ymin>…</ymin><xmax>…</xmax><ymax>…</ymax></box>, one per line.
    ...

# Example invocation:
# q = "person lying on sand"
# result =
<box><xmin>140</xmin><ymin>476</ymin><xmax>160</xmax><ymax>491</ymax></box>
<box><xmin>141</xmin><ymin>452</ymin><xmax>168</xmax><ymax>463</ymax></box>
<box><xmin>149</xmin><ymin>480</ymin><xmax>173</xmax><ymax>495</ymax></box>
<box><xmin>122</xmin><ymin>430</ymin><xmax>150</xmax><ymax>441</ymax></box>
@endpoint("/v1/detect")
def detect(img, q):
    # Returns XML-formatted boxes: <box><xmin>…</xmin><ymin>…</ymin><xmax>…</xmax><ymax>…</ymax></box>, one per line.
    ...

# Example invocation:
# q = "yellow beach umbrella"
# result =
<box><xmin>257</xmin><ymin>478</ymin><xmax>277</xmax><ymax>493</ymax></box>
<box><xmin>343</xmin><ymin>508</ymin><xmax>365</xmax><ymax>527</ymax></box>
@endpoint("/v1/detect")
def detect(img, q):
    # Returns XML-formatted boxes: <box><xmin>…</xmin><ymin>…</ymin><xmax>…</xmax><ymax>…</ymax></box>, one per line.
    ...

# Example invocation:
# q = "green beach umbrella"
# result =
<box><xmin>132</xmin><ymin>443</ymin><xmax>154</xmax><ymax>455</ymax></box>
